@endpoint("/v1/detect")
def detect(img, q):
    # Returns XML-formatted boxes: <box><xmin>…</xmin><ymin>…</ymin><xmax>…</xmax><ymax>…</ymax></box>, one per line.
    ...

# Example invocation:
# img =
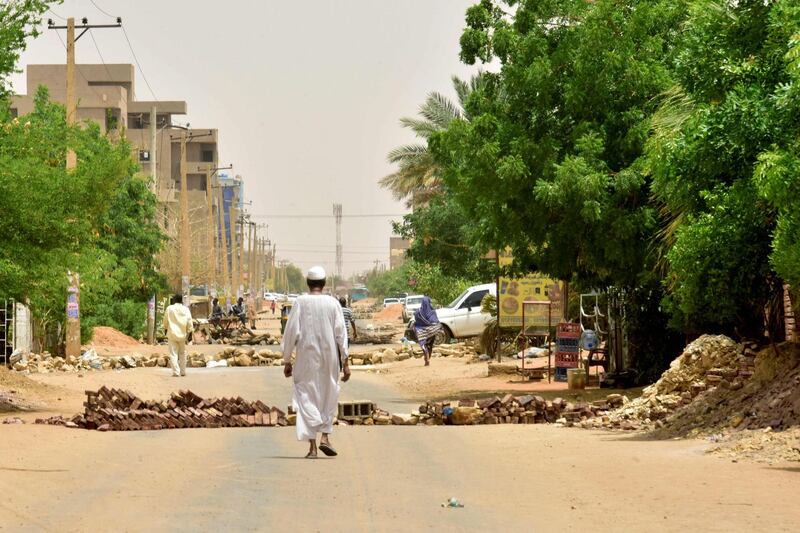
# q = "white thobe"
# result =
<box><xmin>282</xmin><ymin>294</ymin><xmax>348</xmax><ymax>441</ymax></box>
<box><xmin>163</xmin><ymin>303</ymin><xmax>193</xmax><ymax>377</ymax></box>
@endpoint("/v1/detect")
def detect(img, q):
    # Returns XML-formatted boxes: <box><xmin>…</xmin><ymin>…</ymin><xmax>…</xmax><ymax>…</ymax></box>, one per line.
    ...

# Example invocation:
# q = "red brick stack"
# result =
<box><xmin>39</xmin><ymin>387</ymin><xmax>288</xmax><ymax>431</ymax></box>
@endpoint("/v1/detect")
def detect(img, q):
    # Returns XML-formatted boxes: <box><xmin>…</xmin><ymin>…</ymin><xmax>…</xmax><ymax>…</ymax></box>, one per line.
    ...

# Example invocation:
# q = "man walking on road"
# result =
<box><xmin>282</xmin><ymin>266</ymin><xmax>350</xmax><ymax>458</ymax></box>
<box><xmin>163</xmin><ymin>294</ymin><xmax>193</xmax><ymax>377</ymax></box>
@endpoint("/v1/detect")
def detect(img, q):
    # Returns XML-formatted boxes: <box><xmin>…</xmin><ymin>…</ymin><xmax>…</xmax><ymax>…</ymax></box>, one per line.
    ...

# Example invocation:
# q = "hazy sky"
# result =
<box><xmin>12</xmin><ymin>0</ymin><xmax>483</xmax><ymax>277</ymax></box>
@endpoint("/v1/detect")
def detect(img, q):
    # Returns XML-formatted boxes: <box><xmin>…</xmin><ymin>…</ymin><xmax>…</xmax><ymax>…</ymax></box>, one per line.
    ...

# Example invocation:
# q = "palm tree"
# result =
<box><xmin>381</xmin><ymin>74</ymin><xmax>484</xmax><ymax>208</ymax></box>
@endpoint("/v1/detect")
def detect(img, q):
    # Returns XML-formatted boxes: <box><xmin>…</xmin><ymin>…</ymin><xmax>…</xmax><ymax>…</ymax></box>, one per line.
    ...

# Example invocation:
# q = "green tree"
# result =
<box><xmin>648</xmin><ymin>0</ymin><xmax>799</xmax><ymax>335</ymax></box>
<box><xmin>0</xmin><ymin>87</ymin><xmax>166</xmax><ymax>341</ymax></box>
<box><xmin>0</xmin><ymin>0</ymin><xmax>51</xmax><ymax>97</ymax></box>
<box><xmin>380</xmin><ymin>74</ymin><xmax>485</xmax><ymax>207</ymax></box>
<box><xmin>443</xmin><ymin>0</ymin><xmax>686</xmax><ymax>286</ymax></box>
<box><xmin>393</xmin><ymin>194</ymin><xmax>493</xmax><ymax>282</ymax></box>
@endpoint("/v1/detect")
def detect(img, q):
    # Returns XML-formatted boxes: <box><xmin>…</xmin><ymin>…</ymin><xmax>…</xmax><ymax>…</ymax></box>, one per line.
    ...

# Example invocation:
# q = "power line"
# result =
<box><xmin>120</xmin><ymin>25</ymin><xmax>158</xmax><ymax>101</ymax></box>
<box><xmin>89</xmin><ymin>29</ymin><xmax>116</xmax><ymax>83</ymax></box>
<box><xmin>51</xmin><ymin>30</ymin><xmax>106</xmax><ymax>102</ymax></box>
<box><xmin>47</xmin><ymin>8</ymin><xmax>67</xmax><ymax>21</ymax></box>
<box><xmin>89</xmin><ymin>0</ymin><xmax>115</xmax><ymax>20</ymax></box>
<box><xmin>250</xmin><ymin>213</ymin><xmax>405</xmax><ymax>219</ymax></box>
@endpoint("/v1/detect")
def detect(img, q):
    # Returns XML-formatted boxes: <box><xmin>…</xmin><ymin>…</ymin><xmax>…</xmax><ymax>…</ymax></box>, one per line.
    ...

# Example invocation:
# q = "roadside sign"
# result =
<box><xmin>497</xmin><ymin>248</ymin><xmax>563</xmax><ymax>329</ymax></box>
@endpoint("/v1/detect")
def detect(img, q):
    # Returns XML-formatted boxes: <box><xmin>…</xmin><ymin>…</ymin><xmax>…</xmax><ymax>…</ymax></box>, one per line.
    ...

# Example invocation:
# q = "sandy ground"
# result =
<box><xmin>2</xmin><ymin>333</ymin><xmax>799</xmax><ymax>531</ymax></box>
<box><xmin>1</xmin><ymin>366</ymin><xmax>798</xmax><ymax>532</ymax></box>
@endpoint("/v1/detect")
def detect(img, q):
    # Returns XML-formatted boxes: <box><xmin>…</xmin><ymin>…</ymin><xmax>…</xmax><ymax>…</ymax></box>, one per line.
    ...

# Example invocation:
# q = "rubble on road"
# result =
<box><xmin>350</xmin><ymin>341</ymin><xmax>478</xmax><ymax>365</ymax></box>
<box><xmin>404</xmin><ymin>393</ymin><xmax>626</xmax><ymax>426</ymax></box>
<box><xmin>3</xmin><ymin>416</ymin><xmax>25</xmax><ymax>424</ymax></box>
<box><xmin>332</xmin><ymin>393</ymin><xmax>626</xmax><ymax>427</ymax></box>
<box><xmin>36</xmin><ymin>387</ymin><xmax>288</xmax><ymax>431</ymax></box>
<box><xmin>705</xmin><ymin>427</ymin><xmax>800</xmax><ymax>464</ymax></box>
<box><xmin>188</xmin><ymin>347</ymin><xmax>285</xmax><ymax>368</ymax></box>
<box><xmin>8</xmin><ymin>350</ymin><xmax>112</xmax><ymax>373</ymax></box>
<box><xmin>226</xmin><ymin>332</ymin><xmax>280</xmax><ymax>346</ymax></box>
<box><xmin>579</xmin><ymin>335</ymin><xmax>766</xmax><ymax>432</ymax></box>
<box><xmin>8</xmin><ymin>345</ymin><xmax>289</xmax><ymax>374</ymax></box>
<box><xmin>1</xmin><ymin>389</ymin><xmax>21</xmax><ymax>412</ymax></box>
<box><xmin>650</xmin><ymin>340</ymin><xmax>800</xmax><ymax>437</ymax></box>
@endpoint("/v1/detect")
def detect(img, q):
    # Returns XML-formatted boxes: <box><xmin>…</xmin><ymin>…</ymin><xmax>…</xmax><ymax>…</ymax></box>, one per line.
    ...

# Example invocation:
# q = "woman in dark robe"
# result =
<box><xmin>414</xmin><ymin>296</ymin><xmax>442</xmax><ymax>366</ymax></box>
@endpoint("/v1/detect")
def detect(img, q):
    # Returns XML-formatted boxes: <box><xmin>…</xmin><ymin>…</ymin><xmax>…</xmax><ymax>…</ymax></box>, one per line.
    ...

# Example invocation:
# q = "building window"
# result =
<box><xmin>10</xmin><ymin>108</ymin><xmax>18</xmax><ymax>118</ymax></box>
<box><xmin>127</xmin><ymin>114</ymin><xmax>144</xmax><ymax>129</ymax></box>
<box><xmin>188</xmin><ymin>174</ymin><xmax>207</xmax><ymax>191</ymax></box>
<box><xmin>139</xmin><ymin>150</ymin><xmax>151</xmax><ymax>162</ymax></box>
<box><xmin>201</xmin><ymin>149</ymin><xmax>214</xmax><ymax>163</ymax></box>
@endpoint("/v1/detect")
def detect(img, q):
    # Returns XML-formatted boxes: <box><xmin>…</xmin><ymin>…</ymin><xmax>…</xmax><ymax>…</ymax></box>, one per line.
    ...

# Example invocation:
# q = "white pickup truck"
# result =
<box><xmin>405</xmin><ymin>283</ymin><xmax>496</xmax><ymax>344</ymax></box>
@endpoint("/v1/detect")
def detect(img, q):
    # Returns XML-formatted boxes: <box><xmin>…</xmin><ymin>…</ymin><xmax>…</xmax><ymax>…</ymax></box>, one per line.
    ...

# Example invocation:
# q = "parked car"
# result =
<box><xmin>405</xmin><ymin>283</ymin><xmax>496</xmax><ymax>344</ymax></box>
<box><xmin>287</xmin><ymin>293</ymin><xmax>299</xmax><ymax>303</ymax></box>
<box><xmin>402</xmin><ymin>294</ymin><xmax>426</xmax><ymax>322</ymax></box>
<box><xmin>383</xmin><ymin>297</ymin><xmax>400</xmax><ymax>307</ymax></box>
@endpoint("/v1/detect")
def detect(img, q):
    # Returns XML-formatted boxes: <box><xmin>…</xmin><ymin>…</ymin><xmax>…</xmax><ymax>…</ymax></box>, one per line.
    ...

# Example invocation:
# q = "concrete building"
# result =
<box><xmin>11</xmin><ymin>64</ymin><xmax>221</xmax><ymax>289</ymax></box>
<box><xmin>389</xmin><ymin>237</ymin><xmax>411</xmax><ymax>270</ymax></box>
<box><xmin>216</xmin><ymin>172</ymin><xmax>243</xmax><ymax>278</ymax></box>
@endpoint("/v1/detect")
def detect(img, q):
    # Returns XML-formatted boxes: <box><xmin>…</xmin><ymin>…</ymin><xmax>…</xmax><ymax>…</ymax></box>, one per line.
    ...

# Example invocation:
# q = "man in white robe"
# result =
<box><xmin>163</xmin><ymin>294</ymin><xmax>193</xmax><ymax>377</ymax></box>
<box><xmin>282</xmin><ymin>266</ymin><xmax>350</xmax><ymax>458</ymax></box>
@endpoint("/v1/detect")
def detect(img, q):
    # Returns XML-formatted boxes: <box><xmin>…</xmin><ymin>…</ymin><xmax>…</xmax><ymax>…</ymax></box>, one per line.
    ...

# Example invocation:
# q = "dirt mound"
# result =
<box><xmin>352</xmin><ymin>298</ymin><xmax>377</xmax><ymax>308</ymax></box>
<box><xmin>0</xmin><ymin>367</ymin><xmax>57</xmax><ymax>411</ymax></box>
<box><xmin>89</xmin><ymin>326</ymin><xmax>141</xmax><ymax>347</ymax></box>
<box><xmin>373</xmin><ymin>303</ymin><xmax>404</xmax><ymax>321</ymax></box>
<box><xmin>591</xmin><ymin>335</ymin><xmax>753</xmax><ymax>431</ymax></box>
<box><xmin>659</xmin><ymin>342</ymin><xmax>800</xmax><ymax>436</ymax></box>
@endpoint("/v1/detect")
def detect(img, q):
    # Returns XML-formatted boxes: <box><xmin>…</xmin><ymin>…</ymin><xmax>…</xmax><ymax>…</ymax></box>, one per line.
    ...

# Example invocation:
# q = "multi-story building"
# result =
<box><xmin>11</xmin><ymin>64</ymin><xmax>222</xmax><ymax>290</ymax></box>
<box><xmin>389</xmin><ymin>236</ymin><xmax>411</xmax><ymax>270</ymax></box>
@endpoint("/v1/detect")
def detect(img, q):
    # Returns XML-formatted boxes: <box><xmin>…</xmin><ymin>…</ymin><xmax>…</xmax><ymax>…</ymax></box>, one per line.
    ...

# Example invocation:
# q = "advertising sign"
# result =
<box><xmin>497</xmin><ymin>249</ymin><xmax>563</xmax><ymax>331</ymax></box>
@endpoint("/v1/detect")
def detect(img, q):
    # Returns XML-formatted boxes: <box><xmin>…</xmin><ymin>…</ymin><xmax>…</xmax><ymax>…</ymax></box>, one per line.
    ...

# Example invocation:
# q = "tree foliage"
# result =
<box><xmin>648</xmin><ymin>0</ymin><xmax>800</xmax><ymax>334</ymax></box>
<box><xmin>0</xmin><ymin>0</ymin><xmax>51</xmax><ymax>98</ymax></box>
<box><xmin>380</xmin><ymin>74</ymin><xmax>485</xmax><ymax>208</ymax></box>
<box><xmin>366</xmin><ymin>260</ymin><xmax>475</xmax><ymax>306</ymax></box>
<box><xmin>438</xmin><ymin>0</ymin><xmax>686</xmax><ymax>288</ymax></box>
<box><xmin>0</xmin><ymin>88</ymin><xmax>166</xmax><ymax>341</ymax></box>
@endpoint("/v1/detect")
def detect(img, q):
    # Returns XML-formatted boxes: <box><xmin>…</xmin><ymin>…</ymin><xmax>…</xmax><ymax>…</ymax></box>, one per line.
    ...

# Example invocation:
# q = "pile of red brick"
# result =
<box><xmin>36</xmin><ymin>387</ymin><xmax>288</xmax><ymax>431</ymax></box>
<box><xmin>416</xmin><ymin>393</ymin><xmax>626</xmax><ymax>425</ymax></box>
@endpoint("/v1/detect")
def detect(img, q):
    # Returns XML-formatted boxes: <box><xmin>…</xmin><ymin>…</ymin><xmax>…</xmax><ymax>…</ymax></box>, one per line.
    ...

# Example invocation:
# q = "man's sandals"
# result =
<box><xmin>318</xmin><ymin>443</ymin><xmax>338</xmax><ymax>457</ymax></box>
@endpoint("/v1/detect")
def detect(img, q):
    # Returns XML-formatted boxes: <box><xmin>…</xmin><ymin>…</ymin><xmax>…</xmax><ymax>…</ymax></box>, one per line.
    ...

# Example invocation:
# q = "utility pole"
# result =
<box><xmin>147</xmin><ymin>106</ymin><xmax>157</xmax><ymax>345</ymax></box>
<box><xmin>272</xmin><ymin>243</ymin><xmax>276</xmax><ymax>290</ymax></box>
<box><xmin>217</xmin><ymin>185</ymin><xmax>230</xmax><ymax>305</ymax></box>
<box><xmin>237</xmin><ymin>214</ymin><xmax>246</xmax><ymax>296</ymax></box>
<box><xmin>248</xmin><ymin>222</ymin><xmax>256</xmax><ymax>295</ymax></box>
<box><xmin>179</xmin><ymin>132</ymin><xmax>190</xmax><ymax>303</ymax></box>
<box><xmin>48</xmin><ymin>16</ymin><xmax>122</xmax><ymax>357</ymax></box>
<box><xmin>170</xmin><ymin>129</ymin><xmax>212</xmax><ymax>303</ymax></box>
<box><xmin>334</xmin><ymin>203</ymin><xmax>343</xmax><ymax>287</ymax></box>
<box><xmin>206</xmin><ymin>168</ymin><xmax>216</xmax><ymax>289</ymax></box>
<box><xmin>149</xmin><ymin>106</ymin><xmax>158</xmax><ymax>194</ymax></box>
<box><xmin>229</xmin><ymin>198</ymin><xmax>239</xmax><ymax>299</ymax></box>
<box><xmin>65</xmin><ymin>18</ymin><xmax>76</xmax><ymax>170</ymax></box>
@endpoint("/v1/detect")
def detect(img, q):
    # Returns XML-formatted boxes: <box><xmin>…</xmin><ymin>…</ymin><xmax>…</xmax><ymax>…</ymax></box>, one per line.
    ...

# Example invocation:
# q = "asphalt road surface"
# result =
<box><xmin>1</xmin><ymin>368</ymin><xmax>799</xmax><ymax>532</ymax></box>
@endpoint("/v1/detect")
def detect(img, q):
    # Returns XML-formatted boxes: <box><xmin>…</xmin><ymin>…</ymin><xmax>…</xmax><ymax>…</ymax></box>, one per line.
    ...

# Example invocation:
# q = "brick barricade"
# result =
<box><xmin>36</xmin><ymin>387</ymin><xmax>287</xmax><ymax>431</ymax></box>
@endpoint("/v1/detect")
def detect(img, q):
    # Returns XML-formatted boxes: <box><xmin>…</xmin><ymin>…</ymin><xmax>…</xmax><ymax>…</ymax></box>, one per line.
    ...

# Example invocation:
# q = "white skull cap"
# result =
<box><xmin>306</xmin><ymin>265</ymin><xmax>326</xmax><ymax>281</ymax></box>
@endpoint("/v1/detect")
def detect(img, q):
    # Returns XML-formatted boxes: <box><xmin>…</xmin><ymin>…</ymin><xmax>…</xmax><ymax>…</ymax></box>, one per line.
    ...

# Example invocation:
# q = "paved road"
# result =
<box><xmin>1</xmin><ymin>368</ymin><xmax>799</xmax><ymax>532</ymax></box>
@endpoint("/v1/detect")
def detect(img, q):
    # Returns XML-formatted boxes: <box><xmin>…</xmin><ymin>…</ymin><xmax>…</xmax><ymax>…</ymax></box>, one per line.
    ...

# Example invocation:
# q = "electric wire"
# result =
<box><xmin>120</xmin><ymin>25</ymin><xmax>158</xmax><ymax>101</ymax></box>
<box><xmin>47</xmin><ymin>8</ymin><xmax>67</xmax><ymax>21</ymax></box>
<box><xmin>249</xmin><ymin>213</ymin><xmax>405</xmax><ymax>219</ymax></box>
<box><xmin>89</xmin><ymin>29</ymin><xmax>116</xmax><ymax>84</ymax></box>
<box><xmin>88</xmin><ymin>0</ymin><xmax>115</xmax><ymax>20</ymax></box>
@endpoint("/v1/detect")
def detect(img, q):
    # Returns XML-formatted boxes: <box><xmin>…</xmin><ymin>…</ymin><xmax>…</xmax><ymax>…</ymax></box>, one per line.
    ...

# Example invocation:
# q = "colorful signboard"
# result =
<box><xmin>497</xmin><ymin>249</ymin><xmax>563</xmax><ymax>331</ymax></box>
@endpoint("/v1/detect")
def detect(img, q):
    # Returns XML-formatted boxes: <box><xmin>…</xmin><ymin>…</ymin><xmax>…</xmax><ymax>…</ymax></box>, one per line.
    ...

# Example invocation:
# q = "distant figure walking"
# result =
<box><xmin>282</xmin><ymin>266</ymin><xmax>350</xmax><ymax>458</ymax></box>
<box><xmin>271</xmin><ymin>299</ymin><xmax>276</xmax><ymax>315</ymax></box>
<box><xmin>163</xmin><ymin>294</ymin><xmax>193</xmax><ymax>377</ymax></box>
<box><xmin>414</xmin><ymin>296</ymin><xmax>441</xmax><ymax>366</ymax></box>
<box><xmin>338</xmin><ymin>297</ymin><xmax>357</xmax><ymax>345</ymax></box>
